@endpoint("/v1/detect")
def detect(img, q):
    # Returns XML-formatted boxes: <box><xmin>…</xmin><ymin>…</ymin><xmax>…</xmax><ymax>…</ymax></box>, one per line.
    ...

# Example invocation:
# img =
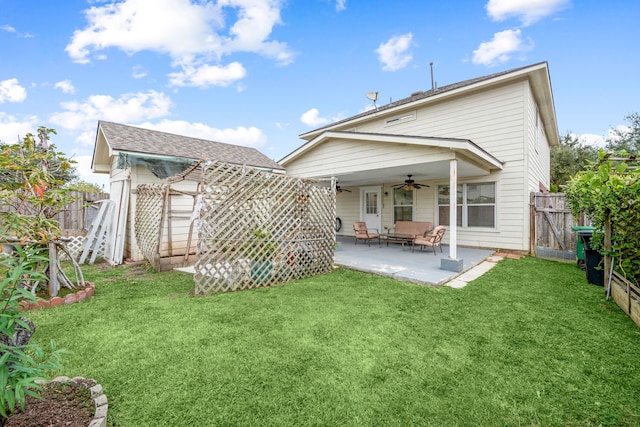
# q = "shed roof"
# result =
<box><xmin>92</xmin><ymin>121</ymin><xmax>283</xmax><ymax>173</ymax></box>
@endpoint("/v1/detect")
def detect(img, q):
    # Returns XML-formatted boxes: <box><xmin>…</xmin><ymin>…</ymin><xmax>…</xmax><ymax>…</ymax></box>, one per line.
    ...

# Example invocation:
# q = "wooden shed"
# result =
<box><xmin>91</xmin><ymin>121</ymin><xmax>284</xmax><ymax>267</ymax></box>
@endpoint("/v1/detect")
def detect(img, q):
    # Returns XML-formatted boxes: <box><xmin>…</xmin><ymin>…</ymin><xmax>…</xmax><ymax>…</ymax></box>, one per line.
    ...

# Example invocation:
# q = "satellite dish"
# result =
<box><xmin>366</xmin><ymin>91</ymin><xmax>378</xmax><ymax>109</ymax></box>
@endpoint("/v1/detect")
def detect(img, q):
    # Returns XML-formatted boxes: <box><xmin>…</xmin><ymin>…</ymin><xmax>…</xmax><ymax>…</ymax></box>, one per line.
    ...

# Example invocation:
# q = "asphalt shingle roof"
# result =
<box><xmin>98</xmin><ymin>120</ymin><xmax>283</xmax><ymax>170</ymax></box>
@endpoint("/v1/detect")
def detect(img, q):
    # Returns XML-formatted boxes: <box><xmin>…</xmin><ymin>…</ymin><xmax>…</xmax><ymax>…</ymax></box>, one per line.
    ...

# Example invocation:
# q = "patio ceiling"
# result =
<box><xmin>291</xmin><ymin>131</ymin><xmax>504</xmax><ymax>187</ymax></box>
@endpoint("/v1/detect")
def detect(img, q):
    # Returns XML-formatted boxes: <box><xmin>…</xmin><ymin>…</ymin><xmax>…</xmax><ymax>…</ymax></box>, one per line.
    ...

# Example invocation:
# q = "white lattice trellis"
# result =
<box><xmin>58</xmin><ymin>234</ymin><xmax>105</xmax><ymax>261</ymax></box>
<box><xmin>194</xmin><ymin>161</ymin><xmax>336</xmax><ymax>295</ymax></box>
<box><xmin>135</xmin><ymin>184</ymin><xmax>166</xmax><ymax>270</ymax></box>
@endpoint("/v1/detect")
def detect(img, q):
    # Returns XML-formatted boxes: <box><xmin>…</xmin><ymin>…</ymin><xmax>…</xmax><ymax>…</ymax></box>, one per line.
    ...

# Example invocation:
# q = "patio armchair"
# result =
<box><xmin>412</xmin><ymin>225</ymin><xmax>446</xmax><ymax>254</ymax></box>
<box><xmin>353</xmin><ymin>222</ymin><xmax>380</xmax><ymax>246</ymax></box>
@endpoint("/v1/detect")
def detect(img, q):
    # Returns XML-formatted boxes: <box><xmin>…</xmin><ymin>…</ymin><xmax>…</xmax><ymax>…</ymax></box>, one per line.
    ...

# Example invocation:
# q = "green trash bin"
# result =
<box><xmin>571</xmin><ymin>225</ymin><xmax>596</xmax><ymax>268</ymax></box>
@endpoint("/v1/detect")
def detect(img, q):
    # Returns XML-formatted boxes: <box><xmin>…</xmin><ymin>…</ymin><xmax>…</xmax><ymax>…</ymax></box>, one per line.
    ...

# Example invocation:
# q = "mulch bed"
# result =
<box><xmin>5</xmin><ymin>379</ymin><xmax>95</xmax><ymax>427</ymax></box>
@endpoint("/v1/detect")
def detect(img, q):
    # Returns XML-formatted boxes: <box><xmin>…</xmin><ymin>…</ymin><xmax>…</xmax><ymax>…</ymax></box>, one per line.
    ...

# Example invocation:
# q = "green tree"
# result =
<box><xmin>564</xmin><ymin>150</ymin><xmax>640</xmax><ymax>284</ymax></box>
<box><xmin>605</xmin><ymin>112</ymin><xmax>640</xmax><ymax>154</ymax></box>
<box><xmin>0</xmin><ymin>133</ymin><xmax>77</xmax><ymax>186</ymax></box>
<box><xmin>65</xmin><ymin>180</ymin><xmax>105</xmax><ymax>193</ymax></box>
<box><xmin>0</xmin><ymin>127</ymin><xmax>84</xmax><ymax>297</ymax></box>
<box><xmin>550</xmin><ymin>132</ymin><xmax>598</xmax><ymax>192</ymax></box>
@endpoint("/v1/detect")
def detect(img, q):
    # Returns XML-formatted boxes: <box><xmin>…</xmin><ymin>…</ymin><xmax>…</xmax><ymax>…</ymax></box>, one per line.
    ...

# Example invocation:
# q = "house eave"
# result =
<box><xmin>281</xmin><ymin>131</ymin><xmax>503</xmax><ymax>172</ymax></box>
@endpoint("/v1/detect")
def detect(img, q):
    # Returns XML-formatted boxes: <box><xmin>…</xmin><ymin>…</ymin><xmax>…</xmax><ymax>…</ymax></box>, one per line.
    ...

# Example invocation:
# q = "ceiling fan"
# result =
<box><xmin>392</xmin><ymin>175</ymin><xmax>429</xmax><ymax>190</ymax></box>
<box><xmin>336</xmin><ymin>183</ymin><xmax>352</xmax><ymax>193</ymax></box>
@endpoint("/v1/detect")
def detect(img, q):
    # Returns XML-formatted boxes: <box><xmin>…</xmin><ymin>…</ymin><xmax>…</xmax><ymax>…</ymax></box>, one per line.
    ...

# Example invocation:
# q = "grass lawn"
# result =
<box><xmin>27</xmin><ymin>257</ymin><xmax>640</xmax><ymax>426</ymax></box>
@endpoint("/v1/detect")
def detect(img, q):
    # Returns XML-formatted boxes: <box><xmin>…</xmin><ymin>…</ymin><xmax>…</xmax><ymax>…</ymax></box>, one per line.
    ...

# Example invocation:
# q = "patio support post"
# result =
<box><xmin>441</xmin><ymin>158</ymin><xmax>464</xmax><ymax>272</ymax></box>
<box><xmin>449</xmin><ymin>159</ymin><xmax>457</xmax><ymax>260</ymax></box>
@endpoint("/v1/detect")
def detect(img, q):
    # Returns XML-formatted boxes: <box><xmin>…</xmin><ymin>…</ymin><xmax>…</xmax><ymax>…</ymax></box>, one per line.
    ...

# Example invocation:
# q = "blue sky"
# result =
<box><xmin>1</xmin><ymin>0</ymin><xmax>638</xmax><ymax>188</ymax></box>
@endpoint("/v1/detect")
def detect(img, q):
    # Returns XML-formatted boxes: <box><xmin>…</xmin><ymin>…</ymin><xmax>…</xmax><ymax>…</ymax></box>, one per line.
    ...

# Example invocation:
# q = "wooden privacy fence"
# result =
<box><xmin>57</xmin><ymin>191</ymin><xmax>110</xmax><ymax>230</ymax></box>
<box><xmin>0</xmin><ymin>191</ymin><xmax>109</xmax><ymax>231</ymax></box>
<box><xmin>530</xmin><ymin>192</ymin><xmax>588</xmax><ymax>261</ymax></box>
<box><xmin>194</xmin><ymin>161</ymin><xmax>335</xmax><ymax>295</ymax></box>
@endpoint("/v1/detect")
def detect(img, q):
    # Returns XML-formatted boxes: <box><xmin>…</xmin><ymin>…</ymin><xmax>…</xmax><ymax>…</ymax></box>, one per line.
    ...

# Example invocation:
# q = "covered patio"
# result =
<box><xmin>334</xmin><ymin>236</ymin><xmax>495</xmax><ymax>286</ymax></box>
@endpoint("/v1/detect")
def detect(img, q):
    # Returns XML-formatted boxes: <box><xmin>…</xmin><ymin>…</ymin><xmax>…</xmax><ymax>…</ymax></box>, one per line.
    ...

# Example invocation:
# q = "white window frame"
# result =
<box><xmin>437</xmin><ymin>182</ymin><xmax>497</xmax><ymax>229</ymax></box>
<box><xmin>392</xmin><ymin>187</ymin><xmax>414</xmax><ymax>223</ymax></box>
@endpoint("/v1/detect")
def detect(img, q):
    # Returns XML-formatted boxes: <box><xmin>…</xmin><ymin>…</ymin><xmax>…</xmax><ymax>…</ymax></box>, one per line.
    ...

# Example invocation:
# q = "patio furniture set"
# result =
<box><xmin>353</xmin><ymin>221</ymin><xmax>446</xmax><ymax>255</ymax></box>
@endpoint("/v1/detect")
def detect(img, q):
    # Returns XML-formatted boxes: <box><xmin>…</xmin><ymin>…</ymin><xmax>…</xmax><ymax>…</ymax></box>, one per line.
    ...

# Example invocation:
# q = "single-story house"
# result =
<box><xmin>91</xmin><ymin>120</ymin><xmax>284</xmax><ymax>265</ymax></box>
<box><xmin>280</xmin><ymin>61</ymin><xmax>559</xmax><ymax>271</ymax></box>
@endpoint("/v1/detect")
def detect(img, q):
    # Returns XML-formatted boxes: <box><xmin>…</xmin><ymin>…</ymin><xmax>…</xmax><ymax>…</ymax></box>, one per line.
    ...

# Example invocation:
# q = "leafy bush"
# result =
<box><xmin>0</xmin><ymin>126</ymin><xmax>81</xmax><ymax>297</ymax></box>
<box><xmin>564</xmin><ymin>150</ymin><xmax>640</xmax><ymax>283</ymax></box>
<box><xmin>0</xmin><ymin>244</ymin><xmax>65</xmax><ymax>424</ymax></box>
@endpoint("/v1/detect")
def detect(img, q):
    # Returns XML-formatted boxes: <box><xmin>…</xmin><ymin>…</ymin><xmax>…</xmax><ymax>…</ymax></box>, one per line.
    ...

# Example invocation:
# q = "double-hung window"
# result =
<box><xmin>437</xmin><ymin>182</ymin><xmax>496</xmax><ymax>228</ymax></box>
<box><xmin>393</xmin><ymin>188</ymin><xmax>413</xmax><ymax>222</ymax></box>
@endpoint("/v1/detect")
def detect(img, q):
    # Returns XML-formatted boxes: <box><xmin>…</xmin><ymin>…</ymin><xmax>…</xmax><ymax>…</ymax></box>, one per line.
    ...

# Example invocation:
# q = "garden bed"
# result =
<box><xmin>19</xmin><ymin>282</ymin><xmax>95</xmax><ymax>311</ymax></box>
<box><xmin>610</xmin><ymin>270</ymin><xmax>640</xmax><ymax>327</ymax></box>
<box><xmin>5</xmin><ymin>376</ymin><xmax>108</xmax><ymax>427</ymax></box>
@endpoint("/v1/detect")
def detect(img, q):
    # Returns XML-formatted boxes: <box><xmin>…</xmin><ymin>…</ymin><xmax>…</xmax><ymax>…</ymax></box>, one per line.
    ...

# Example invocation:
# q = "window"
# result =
<box><xmin>437</xmin><ymin>182</ymin><xmax>496</xmax><ymax>228</ymax></box>
<box><xmin>365</xmin><ymin>192</ymin><xmax>378</xmax><ymax>214</ymax></box>
<box><xmin>535</xmin><ymin>107</ymin><xmax>540</xmax><ymax>154</ymax></box>
<box><xmin>393</xmin><ymin>188</ymin><xmax>413</xmax><ymax>222</ymax></box>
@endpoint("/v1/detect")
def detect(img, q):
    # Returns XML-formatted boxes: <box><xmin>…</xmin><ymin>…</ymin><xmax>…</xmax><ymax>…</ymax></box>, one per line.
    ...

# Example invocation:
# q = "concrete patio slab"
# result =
<box><xmin>334</xmin><ymin>236</ymin><xmax>496</xmax><ymax>286</ymax></box>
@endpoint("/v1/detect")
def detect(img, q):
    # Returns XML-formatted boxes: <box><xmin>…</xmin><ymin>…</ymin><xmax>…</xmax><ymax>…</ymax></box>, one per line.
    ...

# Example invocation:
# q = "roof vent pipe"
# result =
<box><xmin>429</xmin><ymin>62</ymin><xmax>435</xmax><ymax>90</ymax></box>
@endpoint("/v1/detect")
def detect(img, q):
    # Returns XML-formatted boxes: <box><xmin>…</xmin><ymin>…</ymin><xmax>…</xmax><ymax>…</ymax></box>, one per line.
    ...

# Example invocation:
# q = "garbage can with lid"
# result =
<box><xmin>572</xmin><ymin>225</ymin><xmax>596</xmax><ymax>269</ymax></box>
<box><xmin>577</xmin><ymin>230</ymin><xmax>604</xmax><ymax>286</ymax></box>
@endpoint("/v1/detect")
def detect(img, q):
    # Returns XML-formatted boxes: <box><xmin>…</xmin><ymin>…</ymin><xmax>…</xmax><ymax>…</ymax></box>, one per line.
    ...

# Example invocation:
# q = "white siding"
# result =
<box><xmin>109</xmin><ymin>161</ymin><xmax>198</xmax><ymax>262</ymax></box>
<box><xmin>288</xmin><ymin>79</ymin><xmax>539</xmax><ymax>250</ymax></box>
<box><xmin>526</xmin><ymin>87</ymin><xmax>552</xmax><ymax>191</ymax></box>
<box><xmin>337</xmin><ymin>184</ymin><xmax>436</xmax><ymax>237</ymax></box>
<box><xmin>286</xmin><ymin>140</ymin><xmax>456</xmax><ymax>178</ymax></box>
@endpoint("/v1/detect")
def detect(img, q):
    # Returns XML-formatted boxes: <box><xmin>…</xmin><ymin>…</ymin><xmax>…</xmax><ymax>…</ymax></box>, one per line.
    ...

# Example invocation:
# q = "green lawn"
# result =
<box><xmin>27</xmin><ymin>257</ymin><xmax>640</xmax><ymax>426</ymax></box>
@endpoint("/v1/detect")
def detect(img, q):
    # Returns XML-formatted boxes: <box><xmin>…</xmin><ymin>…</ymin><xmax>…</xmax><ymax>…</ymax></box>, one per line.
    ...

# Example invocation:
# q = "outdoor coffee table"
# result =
<box><xmin>381</xmin><ymin>233</ymin><xmax>415</xmax><ymax>248</ymax></box>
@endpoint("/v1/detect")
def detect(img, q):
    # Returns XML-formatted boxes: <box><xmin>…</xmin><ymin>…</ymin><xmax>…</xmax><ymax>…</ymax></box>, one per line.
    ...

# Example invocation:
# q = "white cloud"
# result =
<box><xmin>72</xmin><ymin>154</ymin><xmax>110</xmax><ymax>189</ymax></box>
<box><xmin>132</xmin><ymin>65</ymin><xmax>148</xmax><ymax>79</ymax></box>
<box><xmin>217</xmin><ymin>0</ymin><xmax>294</xmax><ymax>65</ymax></box>
<box><xmin>168</xmin><ymin>62</ymin><xmax>247</xmax><ymax>87</ymax></box>
<box><xmin>0</xmin><ymin>113</ymin><xmax>39</xmax><ymax>144</ymax></box>
<box><xmin>54</xmin><ymin>80</ymin><xmax>76</xmax><ymax>94</ymax></box>
<box><xmin>576</xmin><ymin>133</ymin><xmax>606</xmax><ymax>148</ymax></box>
<box><xmin>65</xmin><ymin>0</ymin><xmax>220</xmax><ymax>64</ymax></box>
<box><xmin>486</xmin><ymin>0</ymin><xmax>571</xmax><ymax>26</ymax></box>
<box><xmin>375</xmin><ymin>33</ymin><xmax>413</xmax><ymax>72</ymax></box>
<box><xmin>65</xmin><ymin>0</ymin><xmax>293</xmax><ymax>87</ymax></box>
<box><xmin>336</xmin><ymin>0</ymin><xmax>346</xmax><ymax>12</ymax></box>
<box><xmin>300</xmin><ymin>108</ymin><xmax>330</xmax><ymax>127</ymax></box>
<box><xmin>0</xmin><ymin>78</ymin><xmax>27</xmax><ymax>103</ymax></box>
<box><xmin>49</xmin><ymin>90</ymin><xmax>172</xmax><ymax>144</ymax></box>
<box><xmin>137</xmin><ymin>119</ymin><xmax>267</xmax><ymax>148</ymax></box>
<box><xmin>1</xmin><ymin>24</ymin><xmax>33</xmax><ymax>38</ymax></box>
<box><xmin>472</xmin><ymin>29</ymin><xmax>533</xmax><ymax>66</ymax></box>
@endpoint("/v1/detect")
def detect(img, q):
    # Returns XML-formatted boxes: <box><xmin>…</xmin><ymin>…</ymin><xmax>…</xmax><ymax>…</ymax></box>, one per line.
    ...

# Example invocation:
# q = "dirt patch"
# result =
<box><xmin>5</xmin><ymin>379</ymin><xmax>96</xmax><ymax>427</ymax></box>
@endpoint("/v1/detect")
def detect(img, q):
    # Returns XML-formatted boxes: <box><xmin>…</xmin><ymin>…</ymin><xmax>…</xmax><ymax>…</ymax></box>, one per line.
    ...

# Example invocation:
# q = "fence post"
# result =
<box><xmin>529</xmin><ymin>192</ymin><xmax>536</xmax><ymax>256</ymax></box>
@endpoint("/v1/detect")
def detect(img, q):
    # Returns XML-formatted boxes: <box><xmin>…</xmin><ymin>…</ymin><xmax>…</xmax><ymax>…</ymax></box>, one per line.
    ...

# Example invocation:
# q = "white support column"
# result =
<box><xmin>441</xmin><ymin>158</ymin><xmax>464</xmax><ymax>272</ymax></box>
<box><xmin>449</xmin><ymin>159</ymin><xmax>458</xmax><ymax>259</ymax></box>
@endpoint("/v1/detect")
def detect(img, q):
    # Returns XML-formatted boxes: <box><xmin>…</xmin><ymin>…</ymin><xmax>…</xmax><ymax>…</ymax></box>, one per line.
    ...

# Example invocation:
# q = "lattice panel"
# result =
<box><xmin>58</xmin><ymin>235</ymin><xmax>105</xmax><ymax>261</ymax></box>
<box><xmin>135</xmin><ymin>184</ymin><xmax>166</xmax><ymax>270</ymax></box>
<box><xmin>194</xmin><ymin>161</ymin><xmax>335</xmax><ymax>295</ymax></box>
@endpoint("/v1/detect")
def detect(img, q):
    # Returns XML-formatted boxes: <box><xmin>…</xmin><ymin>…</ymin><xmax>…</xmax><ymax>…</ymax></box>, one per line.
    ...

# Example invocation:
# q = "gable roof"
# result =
<box><xmin>92</xmin><ymin>121</ymin><xmax>283</xmax><ymax>173</ymax></box>
<box><xmin>283</xmin><ymin>130</ymin><xmax>504</xmax><ymax>173</ymax></box>
<box><xmin>297</xmin><ymin>61</ymin><xmax>558</xmax><ymax>145</ymax></box>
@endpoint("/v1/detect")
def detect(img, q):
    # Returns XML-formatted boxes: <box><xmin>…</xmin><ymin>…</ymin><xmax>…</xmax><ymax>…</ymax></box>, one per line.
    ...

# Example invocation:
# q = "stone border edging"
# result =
<box><xmin>19</xmin><ymin>282</ymin><xmax>95</xmax><ymax>310</ymax></box>
<box><xmin>35</xmin><ymin>375</ymin><xmax>108</xmax><ymax>427</ymax></box>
